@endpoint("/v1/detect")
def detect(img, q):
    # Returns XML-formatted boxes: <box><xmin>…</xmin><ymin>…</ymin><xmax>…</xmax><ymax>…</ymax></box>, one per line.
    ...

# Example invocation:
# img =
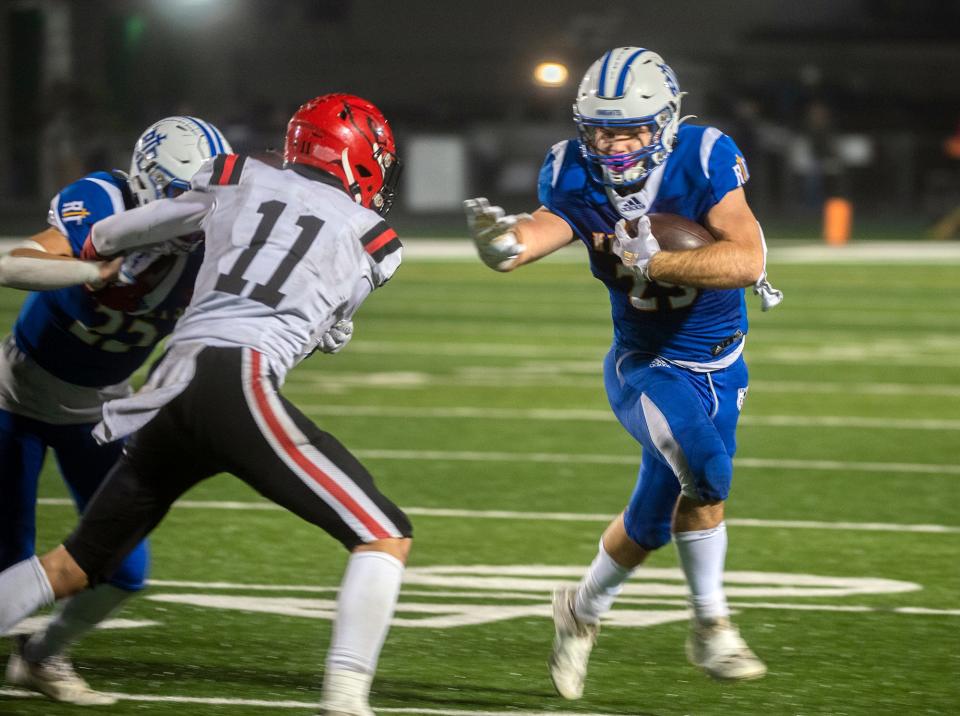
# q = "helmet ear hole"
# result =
<box><xmin>356</xmin><ymin>165</ymin><xmax>373</xmax><ymax>178</ymax></box>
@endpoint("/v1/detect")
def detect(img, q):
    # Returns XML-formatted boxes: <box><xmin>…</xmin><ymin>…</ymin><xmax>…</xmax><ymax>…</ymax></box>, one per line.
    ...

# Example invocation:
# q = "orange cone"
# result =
<box><xmin>823</xmin><ymin>197</ymin><xmax>852</xmax><ymax>245</ymax></box>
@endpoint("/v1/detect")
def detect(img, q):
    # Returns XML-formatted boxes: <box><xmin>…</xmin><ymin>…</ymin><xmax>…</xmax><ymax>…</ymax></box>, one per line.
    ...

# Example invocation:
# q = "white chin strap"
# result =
<box><xmin>341</xmin><ymin>148</ymin><xmax>362</xmax><ymax>205</ymax></box>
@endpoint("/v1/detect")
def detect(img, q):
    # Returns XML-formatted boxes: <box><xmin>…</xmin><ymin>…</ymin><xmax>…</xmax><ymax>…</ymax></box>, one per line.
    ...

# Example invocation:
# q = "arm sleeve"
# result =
<box><xmin>47</xmin><ymin>175</ymin><xmax>126</xmax><ymax>255</ymax></box>
<box><xmin>90</xmin><ymin>190</ymin><xmax>215</xmax><ymax>256</ymax></box>
<box><xmin>0</xmin><ymin>253</ymin><xmax>102</xmax><ymax>290</ymax></box>
<box><xmin>537</xmin><ymin>140</ymin><xmax>571</xmax><ymax>210</ymax></box>
<box><xmin>355</xmin><ymin>216</ymin><xmax>402</xmax><ymax>287</ymax></box>
<box><xmin>341</xmin><ymin>275</ymin><xmax>374</xmax><ymax>320</ymax></box>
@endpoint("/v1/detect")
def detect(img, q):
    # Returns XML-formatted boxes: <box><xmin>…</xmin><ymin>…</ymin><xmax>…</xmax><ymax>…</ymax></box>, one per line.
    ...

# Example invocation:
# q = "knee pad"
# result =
<box><xmin>623</xmin><ymin>508</ymin><xmax>673</xmax><ymax>551</ymax></box>
<box><xmin>693</xmin><ymin>453</ymin><xmax>733</xmax><ymax>502</ymax></box>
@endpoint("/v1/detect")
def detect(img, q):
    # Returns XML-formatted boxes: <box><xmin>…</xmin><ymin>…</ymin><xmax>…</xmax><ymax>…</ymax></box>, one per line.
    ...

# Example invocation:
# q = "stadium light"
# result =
<box><xmin>533</xmin><ymin>61</ymin><xmax>569</xmax><ymax>88</ymax></box>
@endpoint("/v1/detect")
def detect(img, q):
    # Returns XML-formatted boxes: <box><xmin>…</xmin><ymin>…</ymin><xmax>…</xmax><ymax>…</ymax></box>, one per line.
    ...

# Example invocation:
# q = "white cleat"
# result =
<box><xmin>685</xmin><ymin>617</ymin><xmax>767</xmax><ymax>681</ymax></box>
<box><xmin>318</xmin><ymin>668</ymin><xmax>375</xmax><ymax>716</ymax></box>
<box><xmin>6</xmin><ymin>634</ymin><xmax>118</xmax><ymax>705</ymax></box>
<box><xmin>548</xmin><ymin>587</ymin><xmax>599</xmax><ymax>700</ymax></box>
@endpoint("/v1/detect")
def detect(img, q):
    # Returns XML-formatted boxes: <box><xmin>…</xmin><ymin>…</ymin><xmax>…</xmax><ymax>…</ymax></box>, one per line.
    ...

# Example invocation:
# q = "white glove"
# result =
<box><xmin>319</xmin><ymin>319</ymin><xmax>353</xmax><ymax>354</ymax></box>
<box><xmin>463</xmin><ymin>197</ymin><xmax>531</xmax><ymax>271</ymax></box>
<box><xmin>611</xmin><ymin>215</ymin><xmax>661</xmax><ymax>280</ymax></box>
<box><xmin>753</xmin><ymin>274</ymin><xmax>784</xmax><ymax>311</ymax></box>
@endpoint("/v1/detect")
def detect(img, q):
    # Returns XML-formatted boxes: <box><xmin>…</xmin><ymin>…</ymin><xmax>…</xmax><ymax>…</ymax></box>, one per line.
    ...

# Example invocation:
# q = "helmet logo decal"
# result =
<box><xmin>659</xmin><ymin>63</ymin><xmax>680</xmax><ymax>97</ymax></box>
<box><xmin>139</xmin><ymin>128</ymin><xmax>167</xmax><ymax>157</ymax></box>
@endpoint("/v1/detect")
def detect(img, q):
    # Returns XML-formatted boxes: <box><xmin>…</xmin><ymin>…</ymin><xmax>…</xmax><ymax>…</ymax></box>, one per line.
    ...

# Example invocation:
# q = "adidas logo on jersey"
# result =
<box><xmin>613</xmin><ymin>193</ymin><xmax>647</xmax><ymax>219</ymax></box>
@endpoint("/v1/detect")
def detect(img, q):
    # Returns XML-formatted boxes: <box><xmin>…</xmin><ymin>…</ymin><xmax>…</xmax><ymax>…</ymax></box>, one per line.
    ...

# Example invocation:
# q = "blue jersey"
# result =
<box><xmin>538</xmin><ymin>124</ymin><xmax>750</xmax><ymax>365</ymax></box>
<box><xmin>12</xmin><ymin>172</ymin><xmax>202</xmax><ymax>387</ymax></box>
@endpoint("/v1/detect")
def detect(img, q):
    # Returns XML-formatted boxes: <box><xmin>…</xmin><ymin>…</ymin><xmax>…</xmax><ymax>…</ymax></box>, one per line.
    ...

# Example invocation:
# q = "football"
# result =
<box><xmin>645</xmin><ymin>213</ymin><xmax>715</xmax><ymax>251</ymax></box>
<box><xmin>91</xmin><ymin>252</ymin><xmax>185</xmax><ymax>315</ymax></box>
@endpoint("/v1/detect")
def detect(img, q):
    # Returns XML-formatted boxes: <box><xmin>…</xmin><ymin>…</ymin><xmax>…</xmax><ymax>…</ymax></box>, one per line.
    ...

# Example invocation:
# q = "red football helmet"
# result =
<box><xmin>283</xmin><ymin>93</ymin><xmax>401</xmax><ymax>215</ymax></box>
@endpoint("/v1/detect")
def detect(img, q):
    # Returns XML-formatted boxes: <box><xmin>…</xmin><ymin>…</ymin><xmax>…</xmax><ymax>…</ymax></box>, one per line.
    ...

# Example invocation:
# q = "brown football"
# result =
<box><xmin>644</xmin><ymin>213</ymin><xmax>715</xmax><ymax>251</ymax></box>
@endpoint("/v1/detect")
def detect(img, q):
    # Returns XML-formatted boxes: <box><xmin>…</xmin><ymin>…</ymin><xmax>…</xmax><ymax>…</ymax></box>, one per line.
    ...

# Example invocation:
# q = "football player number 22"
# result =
<box><xmin>215</xmin><ymin>200</ymin><xmax>323</xmax><ymax>308</ymax></box>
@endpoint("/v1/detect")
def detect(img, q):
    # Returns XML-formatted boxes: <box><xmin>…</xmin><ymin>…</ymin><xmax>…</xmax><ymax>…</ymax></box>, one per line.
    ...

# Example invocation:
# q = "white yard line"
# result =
<box><xmin>395</xmin><ymin>239</ymin><xmax>960</xmax><ymax>264</ymax></box>
<box><xmin>346</xmin><ymin>448</ymin><xmax>960</xmax><ymax>476</ymax></box>
<box><xmin>6</xmin><ymin>236</ymin><xmax>960</xmax><ymax>263</ymax></box>
<box><xmin>0</xmin><ymin>689</ymin><xmax>620</xmax><ymax>715</ymax></box>
<box><xmin>322</xmin><ymin>340</ymin><xmax>960</xmax><ymax>368</ymax></box>
<box><xmin>748</xmin><ymin>380</ymin><xmax>960</xmax><ymax>398</ymax></box>
<box><xmin>37</xmin><ymin>498</ymin><xmax>960</xmax><ymax>533</ymax></box>
<box><xmin>284</xmin><ymin>371</ymin><xmax>960</xmax><ymax>398</ymax></box>
<box><xmin>294</xmin><ymin>403</ymin><xmax>960</xmax><ymax>431</ymax></box>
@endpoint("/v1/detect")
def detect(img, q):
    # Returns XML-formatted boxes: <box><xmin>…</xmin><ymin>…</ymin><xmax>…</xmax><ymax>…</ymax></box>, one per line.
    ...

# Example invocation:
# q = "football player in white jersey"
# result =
<box><xmin>0</xmin><ymin>94</ymin><xmax>408</xmax><ymax>716</ymax></box>
<box><xmin>465</xmin><ymin>48</ymin><xmax>778</xmax><ymax>699</ymax></box>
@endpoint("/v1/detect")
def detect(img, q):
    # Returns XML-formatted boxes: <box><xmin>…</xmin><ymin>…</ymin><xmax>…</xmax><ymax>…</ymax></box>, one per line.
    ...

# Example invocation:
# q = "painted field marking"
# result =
<box><xmin>139</xmin><ymin>565</ymin><xmax>941</xmax><ymax>631</ymax></box>
<box><xmin>307</xmin><ymin>339</ymin><xmax>960</xmax><ymax>368</ymax></box>
<box><xmin>6</xmin><ymin>237</ymin><xmax>960</xmax><ymax>263</ymax></box>
<box><xmin>0</xmin><ymin>689</ymin><xmax>620</xmax><ymax>715</ymax></box>
<box><xmin>37</xmin><ymin>498</ymin><xmax>960</xmax><ymax>534</ymax></box>
<box><xmin>293</xmin><ymin>402</ymin><xmax>960</xmax><ymax>431</ymax></box>
<box><xmin>348</xmin><ymin>448</ymin><xmax>960</xmax><ymax>477</ymax></box>
<box><xmin>283</xmin><ymin>370</ymin><xmax>960</xmax><ymax>399</ymax></box>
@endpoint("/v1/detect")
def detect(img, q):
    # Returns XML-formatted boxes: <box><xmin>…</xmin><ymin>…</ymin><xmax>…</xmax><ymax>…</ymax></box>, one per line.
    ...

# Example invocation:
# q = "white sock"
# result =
<box><xmin>0</xmin><ymin>557</ymin><xmax>55</xmax><ymax>634</ymax></box>
<box><xmin>25</xmin><ymin>584</ymin><xmax>132</xmax><ymax>662</ymax></box>
<box><xmin>674</xmin><ymin>521</ymin><xmax>729</xmax><ymax>622</ymax></box>
<box><xmin>326</xmin><ymin>551</ymin><xmax>404</xmax><ymax>675</ymax></box>
<box><xmin>573</xmin><ymin>539</ymin><xmax>632</xmax><ymax>625</ymax></box>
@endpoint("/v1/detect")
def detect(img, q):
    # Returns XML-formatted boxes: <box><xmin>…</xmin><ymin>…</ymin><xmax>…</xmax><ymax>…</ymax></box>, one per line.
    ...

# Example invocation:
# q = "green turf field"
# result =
<box><xmin>1</xmin><ymin>252</ymin><xmax>958</xmax><ymax>715</ymax></box>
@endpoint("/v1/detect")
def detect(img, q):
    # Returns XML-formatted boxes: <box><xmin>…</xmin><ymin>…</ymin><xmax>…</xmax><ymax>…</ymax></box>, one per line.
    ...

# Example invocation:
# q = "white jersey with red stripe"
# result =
<box><xmin>91</xmin><ymin>155</ymin><xmax>401</xmax><ymax>444</ymax></box>
<box><xmin>167</xmin><ymin>155</ymin><xmax>401</xmax><ymax>379</ymax></box>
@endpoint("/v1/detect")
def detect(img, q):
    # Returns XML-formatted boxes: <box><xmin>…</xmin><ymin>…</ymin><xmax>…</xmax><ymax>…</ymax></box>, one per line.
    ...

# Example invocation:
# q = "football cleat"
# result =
<box><xmin>6</xmin><ymin>634</ymin><xmax>117</xmax><ymax>705</ymax></box>
<box><xmin>548</xmin><ymin>587</ymin><xmax>599</xmax><ymax>700</ymax></box>
<box><xmin>685</xmin><ymin>617</ymin><xmax>767</xmax><ymax>681</ymax></box>
<box><xmin>318</xmin><ymin>668</ymin><xmax>375</xmax><ymax>716</ymax></box>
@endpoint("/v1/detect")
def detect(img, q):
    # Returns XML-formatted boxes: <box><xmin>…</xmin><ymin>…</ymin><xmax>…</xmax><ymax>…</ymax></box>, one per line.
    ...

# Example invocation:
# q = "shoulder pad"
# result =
<box><xmin>192</xmin><ymin>154</ymin><xmax>248</xmax><ymax>190</ymax></box>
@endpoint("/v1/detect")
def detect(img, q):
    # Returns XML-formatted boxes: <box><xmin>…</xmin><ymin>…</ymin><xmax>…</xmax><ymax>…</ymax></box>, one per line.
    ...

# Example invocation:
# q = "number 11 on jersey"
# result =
<box><xmin>215</xmin><ymin>199</ymin><xmax>324</xmax><ymax>308</ymax></box>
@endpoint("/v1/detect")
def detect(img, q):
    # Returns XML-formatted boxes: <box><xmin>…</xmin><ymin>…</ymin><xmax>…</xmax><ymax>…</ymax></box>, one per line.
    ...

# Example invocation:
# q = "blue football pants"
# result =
<box><xmin>603</xmin><ymin>348</ymin><xmax>748</xmax><ymax>551</ymax></box>
<box><xmin>0</xmin><ymin>408</ymin><xmax>149</xmax><ymax>590</ymax></box>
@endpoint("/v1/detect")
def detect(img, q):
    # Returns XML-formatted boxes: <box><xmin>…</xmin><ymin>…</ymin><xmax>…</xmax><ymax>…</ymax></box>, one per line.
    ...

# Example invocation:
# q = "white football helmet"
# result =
<box><xmin>574</xmin><ymin>47</ymin><xmax>686</xmax><ymax>187</ymax></box>
<box><xmin>129</xmin><ymin>116</ymin><xmax>232</xmax><ymax>205</ymax></box>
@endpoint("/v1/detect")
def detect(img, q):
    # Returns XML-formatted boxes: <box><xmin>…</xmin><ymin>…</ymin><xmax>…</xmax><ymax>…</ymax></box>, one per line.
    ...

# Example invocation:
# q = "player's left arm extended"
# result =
<box><xmin>646</xmin><ymin>188</ymin><xmax>765</xmax><ymax>289</ymax></box>
<box><xmin>87</xmin><ymin>190</ymin><xmax>215</xmax><ymax>258</ymax></box>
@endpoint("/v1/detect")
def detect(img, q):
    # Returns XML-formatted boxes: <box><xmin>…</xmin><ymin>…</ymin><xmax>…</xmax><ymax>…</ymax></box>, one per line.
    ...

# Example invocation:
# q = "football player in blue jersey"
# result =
<box><xmin>465</xmin><ymin>47</ymin><xmax>783</xmax><ymax>697</ymax></box>
<box><xmin>0</xmin><ymin>116</ymin><xmax>230</xmax><ymax>704</ymax></box>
